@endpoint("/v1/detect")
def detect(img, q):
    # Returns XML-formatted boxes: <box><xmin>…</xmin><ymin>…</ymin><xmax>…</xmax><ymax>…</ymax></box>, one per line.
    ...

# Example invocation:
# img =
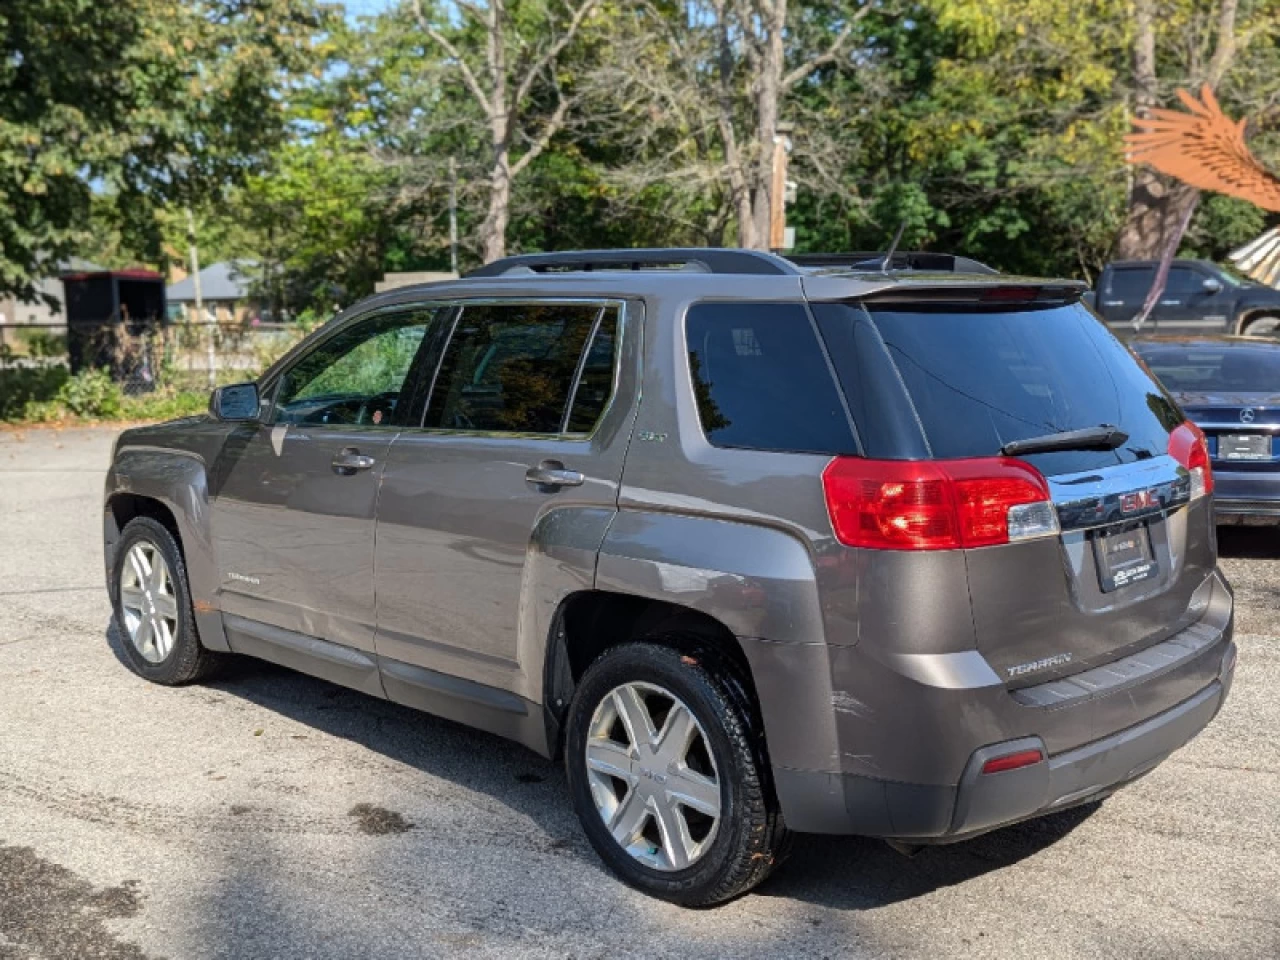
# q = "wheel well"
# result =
<box><xmin>1236</xmin><ymin>309</ymin><xmax>1280</xmax><ymax>335</ymax></box>
<box><xmin>107</xmin><ymin>494</ymin><xmax>183</xmax><ymax>557</ymax></box>
<box><xmin>544</xmin><ymin>591</ymin><xmax>762</xmax><ymax>756</ymax></box>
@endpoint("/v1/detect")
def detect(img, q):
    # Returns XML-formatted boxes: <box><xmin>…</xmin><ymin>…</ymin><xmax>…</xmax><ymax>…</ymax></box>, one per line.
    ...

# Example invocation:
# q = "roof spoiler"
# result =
<box><xmin>856</xmin><ymin>281</ymin><xmax>1087</xmax><ymax>307</ymax></box>
<box><xmin>787</xmin><ymin>252</ymin><xmax>1000</xmax><ymax>275</ymax></box>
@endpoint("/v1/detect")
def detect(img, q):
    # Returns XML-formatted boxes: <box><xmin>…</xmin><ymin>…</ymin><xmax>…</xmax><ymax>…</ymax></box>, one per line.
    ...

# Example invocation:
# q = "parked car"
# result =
<box><xmin>1091</xmin><ymin>259</ymin><xmax>1280</xmax><ymax>336</ymax></box>
<box><xmin>1132</xmin><ymin>334</ymin><xmax>1280</xmax><ymax>522</ymax></box>
<box><xmin>104</xmin><ymin>248</ymin><xmax>1236</xmax><ymax>906</ymax></box>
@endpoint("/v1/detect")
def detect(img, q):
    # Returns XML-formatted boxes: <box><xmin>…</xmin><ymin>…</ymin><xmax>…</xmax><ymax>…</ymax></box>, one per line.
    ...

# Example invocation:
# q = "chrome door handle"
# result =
<box><xmin>1102</xmin><ymin>300</ymin><xmax>1123</xmax><ymax>307</ymax></box>
<box><xmin>332</xmin><ymin>448</ymin><xmax>376</xmax><ymax>475</ymax></box>
<box><xmin>525</xmin><ymin>460</ymin><xmax>585</xmax><ymax>489</ymax></box>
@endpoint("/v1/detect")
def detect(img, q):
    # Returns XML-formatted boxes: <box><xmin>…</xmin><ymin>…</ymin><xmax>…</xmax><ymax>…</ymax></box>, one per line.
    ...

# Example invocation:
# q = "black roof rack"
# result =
<box><xmin>786</xmin><ymin>252</ymin><xmax>1000</xmax><ymax>275</ymax></box>
<box><xmin>466</xmin><ymin>248</ymin><xmax>799</xmax><ymax>278</ymax></box>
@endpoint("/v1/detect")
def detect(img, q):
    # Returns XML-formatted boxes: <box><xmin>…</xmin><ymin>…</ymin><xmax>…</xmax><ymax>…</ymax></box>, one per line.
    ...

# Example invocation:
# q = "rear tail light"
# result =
<box><xmin>981</xmin><ymin>748</ymin><xmax>1045</xmax><ymax>775</ymax></box>
<box><xmin>822</xmin><ymin>456</ymin><xmax>1060</xmax><ymax>550</ymax></box>
<box><xmin>1168</xmin><ymin>421</ymin><xmax>1213</xmax><ymax>500</ymax></box>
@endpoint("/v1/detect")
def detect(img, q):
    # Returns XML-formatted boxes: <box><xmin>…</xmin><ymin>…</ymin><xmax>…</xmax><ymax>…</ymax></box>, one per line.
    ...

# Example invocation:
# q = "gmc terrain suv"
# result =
<box><xmin>104</xmin><ymin>248</ymin><xmax>1237</xmax><ymax>906</ymax></box>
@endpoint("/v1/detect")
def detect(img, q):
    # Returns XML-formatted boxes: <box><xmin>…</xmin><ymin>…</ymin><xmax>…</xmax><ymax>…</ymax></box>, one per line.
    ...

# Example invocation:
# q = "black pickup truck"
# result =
<box><xmin>1087</xmin><ymin>259</ymin><xmax>1280</xmax><ymax>337</ymax></box>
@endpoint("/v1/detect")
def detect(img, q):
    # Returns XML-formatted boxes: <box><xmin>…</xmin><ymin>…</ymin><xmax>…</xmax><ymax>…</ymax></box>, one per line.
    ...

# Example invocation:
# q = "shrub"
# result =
<box><xmin>0</xmin><ymin>364</ymin><xmax>70</xmax><ymax>420</ymax></box>
<box><xmin>56</xmin><ymin>368</ymin><xmax>124</xmax><ymax>419</ymax></box>
<box><xmin>20</xmin><ymin>330</ymin><xmax>67</xmax><ymax>359</ymax></box>
<box><xmin>120</xmin><ymin>388</ymin><xmax>209</xmax><ymax>422</ymax></box>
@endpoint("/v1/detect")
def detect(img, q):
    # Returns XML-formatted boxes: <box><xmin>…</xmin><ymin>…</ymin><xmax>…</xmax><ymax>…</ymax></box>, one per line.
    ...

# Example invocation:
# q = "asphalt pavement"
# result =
<box><xmin>1</xmin><ymin>427</ymin><xmax>1277</xmax><ymax>960</ymax></box>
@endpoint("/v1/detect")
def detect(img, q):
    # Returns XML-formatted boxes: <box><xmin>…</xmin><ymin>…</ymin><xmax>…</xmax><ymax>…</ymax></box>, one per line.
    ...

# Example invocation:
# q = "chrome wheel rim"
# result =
<box><xmin>585</xmin><ymin>681</ymin><xmax>721</xmax><ymax>872</ymax></box>
<box><xmin>119</xmin><ymin>541</ymin><xmax>179</xmax><ymax>664</ymax></box>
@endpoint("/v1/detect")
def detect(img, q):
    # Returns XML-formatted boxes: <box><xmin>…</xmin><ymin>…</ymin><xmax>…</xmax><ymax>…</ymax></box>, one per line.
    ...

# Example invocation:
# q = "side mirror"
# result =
<box><xmin>209</xmin><ymin>382</ymin><xmax>260</xmax><ymax>421</ymax></box>
<box><xmin>1202</xmin><ymin>277</ymin><xmax>1223</xmax><ymax>294</ymax></box>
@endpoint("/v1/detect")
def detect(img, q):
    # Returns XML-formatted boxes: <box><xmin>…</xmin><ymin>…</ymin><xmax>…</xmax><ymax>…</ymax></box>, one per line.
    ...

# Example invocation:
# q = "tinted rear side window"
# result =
<box><xmin>565</xmin><ymin>307</ymin><xmax>620</xmax><ymax>432</ymax></box>
<box><xmin>425</xmin><ymin>302</ymin><xmax>602</xmax><ymax>433</ymax></box>
<box><xmin>1109</xmin><ymin>268</ymin><xmax>1153</xmax><ymax>301</ymax></box>
<box><xmin>686</xmin><ymin>302</ymin><xmax>855</xmax><ymax>454</ymax></box>
<box><xmin>824</xmin><ymin>303</ymin><xmax>1183</xmax><ymax>476</ymax></box>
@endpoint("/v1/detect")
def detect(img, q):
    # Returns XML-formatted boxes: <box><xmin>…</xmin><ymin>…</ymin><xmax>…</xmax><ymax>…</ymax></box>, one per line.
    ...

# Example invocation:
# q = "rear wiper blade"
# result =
<box><xmin>1001</xmin><ymin>424</ymin><xmax>1129</xmax><ymax>457</ymax></box>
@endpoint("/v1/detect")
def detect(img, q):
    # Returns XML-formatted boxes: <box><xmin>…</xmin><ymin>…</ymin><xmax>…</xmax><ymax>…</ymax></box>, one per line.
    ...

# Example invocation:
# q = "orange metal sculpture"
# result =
<box><xmin>1126</xmin><ymin>85</ymin><xmax>1280</xmax><ymax>213</ymax></box>
<box><xmin>1126</xmin><ymin>85</ymin><xmax>1280</xmax><ymax>290</ymax></box>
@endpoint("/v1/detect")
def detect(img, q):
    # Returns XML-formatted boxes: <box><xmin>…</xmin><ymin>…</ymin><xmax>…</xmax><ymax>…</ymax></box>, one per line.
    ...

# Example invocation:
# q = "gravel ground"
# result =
<box><xmin>1</xmin><ymin>426</ymin><xmax>1277</xmax><ymax>960</ymax></box>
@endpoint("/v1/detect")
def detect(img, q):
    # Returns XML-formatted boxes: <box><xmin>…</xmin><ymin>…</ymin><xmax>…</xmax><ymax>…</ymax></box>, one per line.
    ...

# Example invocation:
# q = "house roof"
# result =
<box><xmin>167</xmin><ymin>261</ymin><xmax>258</xmax><ymax>302</ymax></box>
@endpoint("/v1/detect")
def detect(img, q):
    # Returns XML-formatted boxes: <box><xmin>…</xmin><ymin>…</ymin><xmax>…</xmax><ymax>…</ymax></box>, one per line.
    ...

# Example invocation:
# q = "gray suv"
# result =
<box><xmin>103</xmin><ymin>249</ymin><xmax>1237</xmax><ymax>906</ymax></box>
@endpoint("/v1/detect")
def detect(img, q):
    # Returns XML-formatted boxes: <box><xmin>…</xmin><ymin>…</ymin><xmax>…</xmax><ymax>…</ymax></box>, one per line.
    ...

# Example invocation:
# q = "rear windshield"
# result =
<box><xmin>1131</xmin><ymin>342</ymin><xmax>1280</xmax><ymax>393</ymax></box>
<box><xmin>813</xmin><ymin>302</ymin><xmax>1184</xmax><ymax>476</ymax></box>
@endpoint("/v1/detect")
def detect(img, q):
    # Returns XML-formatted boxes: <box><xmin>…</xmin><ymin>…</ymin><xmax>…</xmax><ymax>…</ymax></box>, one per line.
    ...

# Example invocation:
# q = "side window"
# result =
<box><xmin>424</xmin><ymin>302</ymin><xmax>607</xmax><ymax>433</ymax></box>
<box><xmin>1110</xmin><ymin>268</ymin><xmax>1153</xmax><ymax>301</ymax></box>
<box><xmin>273</xmin><ymin>310</ymin><xmax>435</xmax><ymax>427</ymax></box>
<box><xmin>565</xmin><ymin>307</ymin><xmax>620</xmax><ymax>433</ymax></box>
<box><xmin>686</xmin><ymin>302</ymin><xmax>855</xmax><ymax>454</ymax></box>
<box><xmin>1166</xmin><ymin>266</ymin><xmax>1204</xmax><ymax>295</ymax></box>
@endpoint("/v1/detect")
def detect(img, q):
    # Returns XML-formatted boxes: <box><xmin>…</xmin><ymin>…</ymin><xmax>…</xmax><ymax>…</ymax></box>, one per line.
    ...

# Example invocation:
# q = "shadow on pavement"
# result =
<box><xmin>758</xmin><ymin>802</ymin><xmax>1099</xmax><ymax>908</ymax></box>
<box><xmin>105</xmin><ymin>621</ymin><xmax>1095</xmax><ymax>912</ymax></box>
<box><xmin>1216</xmin><ymin>525</ymin><xmax>1280</xmax><ymax>560</ymax></box>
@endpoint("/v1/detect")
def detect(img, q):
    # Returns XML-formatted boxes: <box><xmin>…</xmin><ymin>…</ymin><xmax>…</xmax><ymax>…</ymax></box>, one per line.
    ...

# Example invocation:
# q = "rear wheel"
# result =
<box><xmin>564</xmin><ymin>642</ymin><xmax>789</xmax><ymax>906</ymax></box>
<box><xmin>111</xmin><ymin>517</ymin><xmax>217</xmax><ymax>685</ymax></box>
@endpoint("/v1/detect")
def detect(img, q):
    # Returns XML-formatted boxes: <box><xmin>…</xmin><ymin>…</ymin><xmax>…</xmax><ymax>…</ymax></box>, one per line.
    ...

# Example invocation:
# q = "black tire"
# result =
<box><xmin>110</xmin><ymin>517</ymin><xmax>218</xmax><ymax>685</ymax></box>
<box><xmin>1242</xmin><ymin>314</ymin><xmax>1280</xmax><ymax>338</ymax></box>
<box><xmin>564</xmin><ymin>642</ymin><xmax>790</xmax><ymax>907</ymax></box>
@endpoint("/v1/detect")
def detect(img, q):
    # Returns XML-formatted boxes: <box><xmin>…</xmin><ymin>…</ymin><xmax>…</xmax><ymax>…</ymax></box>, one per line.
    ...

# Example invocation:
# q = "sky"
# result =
<box><xmin>342</xmin><ymin>0</ymin><xmax>398</xmax><ymax>16</ymax></box>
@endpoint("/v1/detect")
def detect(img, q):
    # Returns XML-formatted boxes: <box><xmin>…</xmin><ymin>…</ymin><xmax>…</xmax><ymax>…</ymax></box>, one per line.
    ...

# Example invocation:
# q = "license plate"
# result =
<box><xmin>1094</xmin><ymin>524</ymin><xmax>1158</xmax><ymax>593</ymax></box>
<box><xmin>1219</xmin><ymin>433</ymin><xmax>1271</xmax><ymax>461</ymax></box>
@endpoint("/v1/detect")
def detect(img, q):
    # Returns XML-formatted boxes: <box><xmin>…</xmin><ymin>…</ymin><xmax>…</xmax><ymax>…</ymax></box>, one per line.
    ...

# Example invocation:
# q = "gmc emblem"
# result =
<box><xmin>1119</xmin><ymin>490</ymin><xmax>1157</xmax><ymax>514</ymax></box>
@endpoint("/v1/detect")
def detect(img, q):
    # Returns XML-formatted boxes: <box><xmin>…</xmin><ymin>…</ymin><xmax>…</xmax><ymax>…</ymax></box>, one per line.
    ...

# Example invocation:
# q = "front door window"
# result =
<box><xmin>273</xmin><ymin>311</ymin><xmax>437</xmax><ymax>428</ymax></box>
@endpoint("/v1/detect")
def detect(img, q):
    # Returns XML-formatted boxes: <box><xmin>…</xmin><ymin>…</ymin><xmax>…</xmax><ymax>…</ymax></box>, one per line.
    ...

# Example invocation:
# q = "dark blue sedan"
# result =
<box><xmin>1132</xmin><ymin>336</ymin><xmax>1280</xmax><ymax>522</ymax></box>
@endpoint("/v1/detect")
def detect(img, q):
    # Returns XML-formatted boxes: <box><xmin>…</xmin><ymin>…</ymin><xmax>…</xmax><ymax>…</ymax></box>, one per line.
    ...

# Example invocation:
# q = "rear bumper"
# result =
<box><xmin>1215</xmin><ymin>499</ymin><xmax>1280</xmax><ymax>519</ymax></box>
<box><xmin>755</xmin><ymin>566</ymin><xmax>1236</xmax><ymax>838</ymax></box>
<box><xmin>1213</xmin><ymin>472</ymin><xmax>1280</xmax><ymax>518</ymax></box>
<box><xmin>774</xmin><ymin>647</ymin><xmax>1234</xmax><ymax>839</ymax></box>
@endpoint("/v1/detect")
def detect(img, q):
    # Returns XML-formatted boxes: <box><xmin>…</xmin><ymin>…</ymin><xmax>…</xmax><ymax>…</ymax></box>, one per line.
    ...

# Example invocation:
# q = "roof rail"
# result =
<box><xmin>465</xmin><ymin>248</ymin><xmax>800</xmax><ymax>278</ymax></box>
<box><xmin>786</xmin><ymin>252</ymin><xmax>1000</xmax><ymax>275</ymax></box>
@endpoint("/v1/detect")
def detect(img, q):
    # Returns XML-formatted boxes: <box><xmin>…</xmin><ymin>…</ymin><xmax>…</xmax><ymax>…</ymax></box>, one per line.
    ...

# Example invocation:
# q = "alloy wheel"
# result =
<box><xmin>118</xmin><ymin>541</ymin><xmax>180</xmax><ymax>664</ymax></box>
<box><xmin>584</xmin><ymin>681</ymin><xmax>722</xmax><ymax>872</ymax></box>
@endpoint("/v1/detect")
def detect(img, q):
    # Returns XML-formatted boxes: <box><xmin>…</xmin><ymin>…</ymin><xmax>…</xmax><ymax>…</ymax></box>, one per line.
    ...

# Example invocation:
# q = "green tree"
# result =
<box><xmin>0</xmin><ymin>0</ymin><xmax>332</xmax><ymax>304</ymax></box>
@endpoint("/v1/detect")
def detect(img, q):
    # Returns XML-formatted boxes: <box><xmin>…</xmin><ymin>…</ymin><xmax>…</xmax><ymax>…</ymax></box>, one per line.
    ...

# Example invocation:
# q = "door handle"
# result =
<box><xmin>525</xmin><ymin>460</ymin><xmax>585</xmax><ymax>489</ymax></box>
<box><xmin>332</xmin><ymin>447</ymin><xmax>376</xmax><ymax>475</ymax></box>
<box><xmin>1102</xmin><ymin>300</ymin><xmax>1123</xmax><ymax>307</ymax></box>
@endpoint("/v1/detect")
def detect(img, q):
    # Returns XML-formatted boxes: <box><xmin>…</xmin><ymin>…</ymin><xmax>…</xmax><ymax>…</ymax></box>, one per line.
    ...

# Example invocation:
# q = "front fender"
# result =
<box><xmin>595</xmin><ymin>510</ymin><xmax>839</xmax><ymax>773</ymax></box>
<box><xmin>105</xmin><ymin>447</ymin><xmax>229</xmax><ymax>652</ymax></box>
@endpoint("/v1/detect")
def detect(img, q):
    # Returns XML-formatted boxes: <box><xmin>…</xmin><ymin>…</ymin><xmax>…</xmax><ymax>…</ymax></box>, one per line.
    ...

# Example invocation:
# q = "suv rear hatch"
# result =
<box><xmin>809</xmin><ymin>289</ymin><xmax>1218</xmax><ymax>687</ymax></box>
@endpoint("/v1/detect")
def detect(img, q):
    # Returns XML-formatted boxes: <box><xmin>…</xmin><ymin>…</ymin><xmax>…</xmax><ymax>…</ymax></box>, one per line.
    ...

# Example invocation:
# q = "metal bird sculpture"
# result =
<box><xmin>1126</xmin><ymin>85</ymin><xmax>1280</xmax><ymax>290</ymax></box>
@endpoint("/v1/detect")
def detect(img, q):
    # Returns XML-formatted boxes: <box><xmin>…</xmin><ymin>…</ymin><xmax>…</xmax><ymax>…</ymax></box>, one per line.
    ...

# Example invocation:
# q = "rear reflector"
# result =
<box><xmin>822</xmin><ymin>456</ymin><xmax>1060</xmax><ymax>550</ymax></box>
<box><xmin>981</xmin><ymin>748</ymin><xmax>1045</xmax><ymax>775</ymax></box>
<box><xmin>1168</xmin><ymin>421</ymin><xmax>1214</xmax><ymax>499</ymax></box>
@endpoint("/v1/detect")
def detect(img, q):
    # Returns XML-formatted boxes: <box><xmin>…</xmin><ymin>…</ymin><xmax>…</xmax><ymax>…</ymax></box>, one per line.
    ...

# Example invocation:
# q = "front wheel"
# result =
<box><xmin>1242</xmin><ymin>314</ymin><xmax>1280</xmax><ymax>338</ymax></box>
<box><xmin>564</xmin><ymin>642</ymin><xmax>789</xmax><ymax>906</ymax></box>
<box><xmin>110</xmin><ymin>517</ymin><xmax>217</xmax><ymax>685</ymax></box>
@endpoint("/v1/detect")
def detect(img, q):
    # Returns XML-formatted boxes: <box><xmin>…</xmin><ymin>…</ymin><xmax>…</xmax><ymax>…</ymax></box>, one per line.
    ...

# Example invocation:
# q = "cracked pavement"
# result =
<box><xmin>1</xmin><ymin>426</ymin><xmax>1277</xmax><ymax>959</ymax></box>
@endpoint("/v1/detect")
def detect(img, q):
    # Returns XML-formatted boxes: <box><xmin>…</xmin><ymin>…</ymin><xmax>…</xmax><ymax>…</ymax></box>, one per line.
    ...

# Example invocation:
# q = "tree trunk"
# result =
<box><xmin>1115</xmin><ymin>180</ymin><xmax>1200</xmax><ymax>260</ymax></box>
<box><xmin>1115</xmin><ymin>0</ymin><xmax>1239</xmax><ymax>260</ymax></box>
<box><xmin>747</xmin><ymin>0</ymin><xmax>786</xmax><ymax>250</ymax></box>
<box><xmin>480</xmin><ymin>149</ymin><xmax>511</xmax><ymax>263</ymax></box>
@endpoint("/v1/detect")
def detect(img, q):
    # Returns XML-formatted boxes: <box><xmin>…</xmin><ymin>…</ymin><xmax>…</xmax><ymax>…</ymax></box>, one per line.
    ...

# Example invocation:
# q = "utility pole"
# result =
<box><xmin>185</xmin><ymin>208</ymin><xmax>214</xmax><ymax>388</ymax></box>
<box><xmin>769</xmin><ymin>122</ymin><xmax>794</xmax><ymax>253</ymax></box>
<box><xmin>448</xmin><ymin>157</ymin><xmax>459</xmax><ymax>276</ymax></box>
